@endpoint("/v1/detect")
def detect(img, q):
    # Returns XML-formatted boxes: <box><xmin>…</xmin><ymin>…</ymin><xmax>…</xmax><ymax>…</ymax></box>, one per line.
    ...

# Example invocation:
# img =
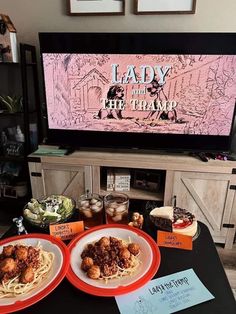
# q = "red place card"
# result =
<box><xmin>157</xmin><ymin>230</ymin><xmax>193</xmax><ymax>250</ymax></box>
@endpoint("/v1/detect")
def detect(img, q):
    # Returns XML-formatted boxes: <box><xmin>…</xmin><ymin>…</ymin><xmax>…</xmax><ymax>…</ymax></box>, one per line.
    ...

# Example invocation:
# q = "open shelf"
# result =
<box><xmin>100</xmin><ymin>185</ymin><xmax>164</xmax><ymax>201</ymax></box>
<box><xmin>0</xmin><ymin>62</ymin><xmax>19</xmax><ymax>66</ymax></box>
<box><xmin>0</xmin><ymin>195</ymin><xmax>29</xmax><ymax>204</ymax></box>
<box><xmin>0</xmin><ymin>155</ymin><xmax>25</xmax><ymax>162</ymax></box>
<box><xmin>100</xmin><ymin>167</ymin><xmax>165</xmax><ymax>202</ymax></box>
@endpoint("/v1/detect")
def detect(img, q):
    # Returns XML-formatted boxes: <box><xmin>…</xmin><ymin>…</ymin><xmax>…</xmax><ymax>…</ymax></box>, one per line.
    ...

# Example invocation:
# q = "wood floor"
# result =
<box><xmin>216</xmin><ymin>243</ymin><xmax>236</xmax><ymax>299</ymax></box>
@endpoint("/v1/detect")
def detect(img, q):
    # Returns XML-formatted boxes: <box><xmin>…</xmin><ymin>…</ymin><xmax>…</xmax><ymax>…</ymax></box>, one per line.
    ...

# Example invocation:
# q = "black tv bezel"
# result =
<box><xmin>39</xmin><ymin>32</ymin><xmax>236</xmax><ymax>152</ymax></box>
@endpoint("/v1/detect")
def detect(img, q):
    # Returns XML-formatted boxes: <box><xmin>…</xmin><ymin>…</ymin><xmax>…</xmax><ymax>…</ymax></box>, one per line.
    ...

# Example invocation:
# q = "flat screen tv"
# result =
<box><xmin>39</xmin><ymin>32</ymin><xmax>236</xmax><ymax>152</ymax></box>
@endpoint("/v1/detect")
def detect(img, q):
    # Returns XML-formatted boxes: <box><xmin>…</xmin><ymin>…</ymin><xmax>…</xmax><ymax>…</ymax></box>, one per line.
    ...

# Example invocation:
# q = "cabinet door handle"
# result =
<box><xmin>222</xmin><ymin>224</ymin><xmax>235</xmax><ymax>228</ymax></box>
<box><xmin>31</xmin><ymin>172</ymin><xmax>42</xmax><ymax>177</ymax></box>
<box><xmin>173</xmin><ymin>195</ymin><xmax>177</xmax><ymax>207</ymax></box>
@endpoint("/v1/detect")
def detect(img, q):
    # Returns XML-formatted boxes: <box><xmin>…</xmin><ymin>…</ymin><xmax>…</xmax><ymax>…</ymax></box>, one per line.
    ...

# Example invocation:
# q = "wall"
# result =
<box><xmin>2</xmin><ymin>0</ymin><xmax>236</xmax><ymax>46</ymax></box>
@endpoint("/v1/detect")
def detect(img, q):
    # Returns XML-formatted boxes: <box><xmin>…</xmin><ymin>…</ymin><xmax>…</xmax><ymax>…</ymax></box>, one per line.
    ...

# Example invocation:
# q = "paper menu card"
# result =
<box><xmin>115</xmin><ymin>269</ymin><xmax>214</xmax><ymax>314</ymax></box>
<box><xmin>49</xmin><ymin>221</ymin><xmax>84</xmax><ymax>241</ymax></box>
<box><xmin>157</xmin><ymin>230</ymin><xmax>193</xmax><ymax>250</ymax></box>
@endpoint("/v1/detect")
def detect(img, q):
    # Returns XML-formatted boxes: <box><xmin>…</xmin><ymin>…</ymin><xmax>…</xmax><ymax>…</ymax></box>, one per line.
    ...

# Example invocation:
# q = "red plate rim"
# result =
<box><xmin>66</xmin><ymin>224</ymin><xmax>161</xmax><ymax>297</ymax></box>
<box><xmin>0</xmin><ymin>233</ymin><xmax>70</xmax><ymax>314</ymax></box>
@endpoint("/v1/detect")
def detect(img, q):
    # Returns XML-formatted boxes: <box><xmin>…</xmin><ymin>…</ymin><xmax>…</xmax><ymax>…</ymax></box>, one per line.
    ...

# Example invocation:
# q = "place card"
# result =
<box><xmin>49</xmin><ymin>221</ymin><xmax>84</xmax><ymax>241</ymax></box>
<box><xmin>157</xmin><ymin>230</ymin><xmax>193</xmax><ymax>250</ymax></box>
<box><xmin>115</xmin><ymin>269</ymin><xmax>214</xmax><ymax>314</ymax></box>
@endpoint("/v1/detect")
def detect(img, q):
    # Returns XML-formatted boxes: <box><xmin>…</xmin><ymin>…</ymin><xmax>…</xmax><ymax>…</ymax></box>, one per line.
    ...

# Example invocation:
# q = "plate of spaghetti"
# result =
<box><xmin>67</xmin><ymin>224</ymin><xmax>161</xmax><ymax>296</ymax></box>
<box><xmin>0</xmin><ymin>233</ymin><xmax>69</xmax><ymax>314</ymax></box>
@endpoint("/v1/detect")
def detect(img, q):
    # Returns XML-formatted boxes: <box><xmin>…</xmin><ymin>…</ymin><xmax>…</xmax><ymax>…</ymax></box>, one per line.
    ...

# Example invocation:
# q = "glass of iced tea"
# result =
<box><xmin>104</xmin><ymin>192</ymin><xmax>129</xmax><ymax>224</ymax></box>
<box><xmin>78</xmin><ymin>193</ymin><xmax>103</xmax><ymax>229</ymax></box>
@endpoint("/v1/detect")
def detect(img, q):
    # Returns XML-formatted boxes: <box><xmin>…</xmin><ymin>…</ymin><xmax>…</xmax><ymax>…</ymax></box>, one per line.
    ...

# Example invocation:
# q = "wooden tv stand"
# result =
<box><xmin>28</xmin><ymin>147</ymin><xmax>236</xmax><ymax>248</ymax></box>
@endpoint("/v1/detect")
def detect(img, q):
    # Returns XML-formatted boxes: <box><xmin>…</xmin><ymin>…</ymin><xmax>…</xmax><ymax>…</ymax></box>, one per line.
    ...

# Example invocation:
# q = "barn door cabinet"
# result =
<box><xmin>172</xmin><ymin>171</ymin><xmax>236</xmax><ymax>249</ymax></box>
<box><xmin>28</xmin><ymin>158</ymin><xmax>92</xmax><ymax>207</ymax></box>
<box><xmin>28</xmin><ymin>149</ymin><xmax>236</xmax><ymax>248</ymax></box>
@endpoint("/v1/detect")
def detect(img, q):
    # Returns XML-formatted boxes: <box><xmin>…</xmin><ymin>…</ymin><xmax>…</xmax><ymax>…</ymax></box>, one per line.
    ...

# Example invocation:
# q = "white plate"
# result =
<box><xmin>0</xmin><ymin>234</ymin><xmax>69</xmax><ymax>313</ymax></box>
<box><xmin>70</xmin><ymin>227</ymin><xmax>153</xmax><ymax>289</ymax></box>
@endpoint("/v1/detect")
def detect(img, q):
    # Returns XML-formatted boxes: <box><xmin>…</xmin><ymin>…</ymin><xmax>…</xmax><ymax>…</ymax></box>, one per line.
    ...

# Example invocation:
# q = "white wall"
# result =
<box><xmin>1</xmin><ymin>0</ymin><xmax>236</xmax><ymax>46</ymax></box>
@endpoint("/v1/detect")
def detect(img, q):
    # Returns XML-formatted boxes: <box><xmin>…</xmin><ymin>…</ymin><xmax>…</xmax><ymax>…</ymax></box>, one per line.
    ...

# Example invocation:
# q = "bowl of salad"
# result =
<box><xmin>23</xmin><ymin>195</ymin><xmax>76</xmax><ymax>229</ymax></box>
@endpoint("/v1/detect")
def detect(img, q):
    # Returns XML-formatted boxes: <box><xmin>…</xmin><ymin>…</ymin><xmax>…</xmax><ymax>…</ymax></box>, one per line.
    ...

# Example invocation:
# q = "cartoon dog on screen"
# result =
<box><xmin>145</xmin><ymin>79</ymin><xmax>177</xmax><ymax>122</ymax></box>
<box><xmin>94</xmin><ymin>85</ymin><xmax>124</xmax><ymax>119</ymax></box>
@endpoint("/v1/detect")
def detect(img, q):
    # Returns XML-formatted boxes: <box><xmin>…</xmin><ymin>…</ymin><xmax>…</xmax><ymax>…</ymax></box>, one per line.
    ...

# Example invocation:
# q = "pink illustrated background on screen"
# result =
<box><xmin>42</xmin><ymin>53</ymin><xmax>236</xmax><ymax>136</ymax></box>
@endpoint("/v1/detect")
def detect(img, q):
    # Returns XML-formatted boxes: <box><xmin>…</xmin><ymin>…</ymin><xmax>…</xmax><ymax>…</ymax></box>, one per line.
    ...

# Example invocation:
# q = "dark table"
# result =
<box><xmin>2</xmin><ymin>222</ymin><xmax>236</xmax><ymax>313</ymax></box>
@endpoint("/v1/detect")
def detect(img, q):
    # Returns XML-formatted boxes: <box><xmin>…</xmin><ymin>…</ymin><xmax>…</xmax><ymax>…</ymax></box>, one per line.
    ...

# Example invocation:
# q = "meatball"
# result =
<box><xmin>15</xmin><ymin>246</ymin><xmax>28</xmax><ymax>261</ymax></box>
<box><xmin>128</xmin><ymin>243</ymin><xmax>140</xmax><ymax>256</ymax></box>
<box><xmin>0</xmin><ymin>258</ymin><xmax>16</xmax><ymax>273</ymax></box>
<box><xmin>2</xmin><ymin>245</ymin><xmax>14</xmax><ymax>257</ymax></box>
<box><xmin>81</xmin><ymin>257</ymin><xmax>94</xmax><ymax>272</ymax></box>
<box><xmin>20</xmin><ymin>266</ymin><xmax>34</xmax><ymax>284</ymax></box>
<box><xmin>98</xmin><ymin>237</ymin><xmax>110</xmax><ymax>247</ymax></box>
<box><xmin>119</xmin><ymin>248</ymin><xmax>130</xmax><ymax>260</ymax></box>
<box><xmin>87</xmin><ymin>265</ymin><xmax>101</xmax><ymax>279</ymax></box>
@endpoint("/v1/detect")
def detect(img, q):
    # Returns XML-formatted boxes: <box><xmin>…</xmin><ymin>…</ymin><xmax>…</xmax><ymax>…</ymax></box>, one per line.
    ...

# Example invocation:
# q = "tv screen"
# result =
<box><xmin>39</xmin><ymin>33</ymin><xmax>236</xmax><ymax>152</ymax></box>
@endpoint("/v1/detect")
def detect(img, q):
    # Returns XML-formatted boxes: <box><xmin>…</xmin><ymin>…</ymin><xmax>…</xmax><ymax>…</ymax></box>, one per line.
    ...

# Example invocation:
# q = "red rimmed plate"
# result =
<box><xmin>0</xmin><ymin>233</ymin><xmax>70</xmax><ymax>314</ymax></box>
<box><xmin>66</xmin><ymin>224</ymin><xmax>161</xmax><ymax>296</ymax></box>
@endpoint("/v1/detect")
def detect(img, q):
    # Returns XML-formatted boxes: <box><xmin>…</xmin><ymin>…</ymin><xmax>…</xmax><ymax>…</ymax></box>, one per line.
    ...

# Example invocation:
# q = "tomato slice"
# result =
<box><xmin>173</xmin><ymin>220</ymin><xmax>192</xmax><ymax>229</ymax></box>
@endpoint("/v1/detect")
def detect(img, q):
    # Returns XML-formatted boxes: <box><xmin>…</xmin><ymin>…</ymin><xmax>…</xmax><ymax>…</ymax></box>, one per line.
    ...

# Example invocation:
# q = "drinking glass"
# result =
<box><xmin>104</xmin><ymin>192</ymin><xmax>129</xmax><ymax>224</ymax></box>
<box><xmin>78</xmin><ymin>193</ymin><xmax>103</xmax><ymax>229</ymax></box>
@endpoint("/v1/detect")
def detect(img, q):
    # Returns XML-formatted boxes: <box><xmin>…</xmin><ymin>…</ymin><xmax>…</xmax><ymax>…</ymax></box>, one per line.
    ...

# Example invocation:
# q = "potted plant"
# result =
<box><xmin>0</xmin><ymin>95</ymin><xmax>23</xmax><ymax>113</ymax></box>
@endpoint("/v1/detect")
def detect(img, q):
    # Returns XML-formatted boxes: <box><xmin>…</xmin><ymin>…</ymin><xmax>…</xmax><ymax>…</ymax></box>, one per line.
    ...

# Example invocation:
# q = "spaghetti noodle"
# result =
<box><xmin>80</xmin><ymin>236</ymin><xmax>141</xmax><ymax>282</ymax></box>
<box><xmin>0</xmin><ymin>243</ymin><xmax>54</xmax><ymax>298</ymax></box>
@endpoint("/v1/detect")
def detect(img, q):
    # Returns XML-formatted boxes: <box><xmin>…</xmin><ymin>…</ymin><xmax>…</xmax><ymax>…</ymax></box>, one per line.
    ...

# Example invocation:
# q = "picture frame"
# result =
<box><xmin>68</xmin><ymin>0</ymin><xmax>125</xmax><ymax>16</ymax></box>
<box><xmin>3</xmin><ymin>185</ymin><xmax>17</xmax><ymax>199</ymax></box>
<box><xmin>134</xmin><ymin>0</ymin><xmax>196</xmax><ymax>15</ymax></box>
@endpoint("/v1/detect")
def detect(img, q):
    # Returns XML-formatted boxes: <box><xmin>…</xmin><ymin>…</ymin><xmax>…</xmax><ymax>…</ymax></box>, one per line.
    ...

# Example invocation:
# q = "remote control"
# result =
<box><xmin>198</xmin><ymin>152</ymin><xmax>209</xmax><ymax>162</ymax></box>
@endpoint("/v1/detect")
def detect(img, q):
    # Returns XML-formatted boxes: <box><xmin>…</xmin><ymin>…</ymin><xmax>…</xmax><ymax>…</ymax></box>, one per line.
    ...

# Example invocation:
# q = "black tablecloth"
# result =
<box><xmin>2</xmin><ymin>222</ymin><xmax>236</xmax><ymax>313</ymax></box>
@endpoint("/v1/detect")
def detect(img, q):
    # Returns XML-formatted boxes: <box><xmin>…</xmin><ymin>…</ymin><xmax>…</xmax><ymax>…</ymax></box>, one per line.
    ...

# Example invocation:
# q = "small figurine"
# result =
<box><xmin>13</xmin><ymin>216</ymin><xmax>28</xmax><ymax>235</ymax></box>
<box><xmin>128</xmin><ymin>212</ymin><xmax>144</xmax><ymax>229</ymax></box>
